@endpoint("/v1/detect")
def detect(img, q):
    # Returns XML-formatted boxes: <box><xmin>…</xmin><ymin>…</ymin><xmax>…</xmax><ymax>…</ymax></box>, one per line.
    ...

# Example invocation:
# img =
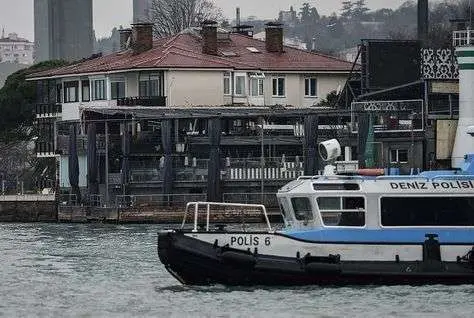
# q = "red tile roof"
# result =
<box><xmin>29</xmin><ymin>30</ymin><xmax>357</xmax><ymax>78</ymax></box>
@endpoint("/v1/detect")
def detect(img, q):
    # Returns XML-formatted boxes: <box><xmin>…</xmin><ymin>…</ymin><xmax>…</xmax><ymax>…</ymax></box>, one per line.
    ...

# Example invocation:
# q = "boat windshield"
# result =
<box><xmin>291</xmin><ymin>197</ymin><xmax>313</xmax><ymax>222</ymax></box>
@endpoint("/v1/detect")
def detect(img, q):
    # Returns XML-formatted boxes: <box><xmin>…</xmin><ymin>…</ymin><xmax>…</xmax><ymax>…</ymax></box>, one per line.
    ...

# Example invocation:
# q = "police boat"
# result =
<box><xmin>158</xmin><ymin>139</ymin><xmax>474</xmax><ymax>286</ymax></box>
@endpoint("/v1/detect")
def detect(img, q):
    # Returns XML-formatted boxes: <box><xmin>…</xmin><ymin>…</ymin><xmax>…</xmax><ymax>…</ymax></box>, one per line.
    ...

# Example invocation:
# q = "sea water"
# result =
<box><xmin>0</xmin><ymin>223</ymin><xmax>473</xmax><ymax>317</ymax></box>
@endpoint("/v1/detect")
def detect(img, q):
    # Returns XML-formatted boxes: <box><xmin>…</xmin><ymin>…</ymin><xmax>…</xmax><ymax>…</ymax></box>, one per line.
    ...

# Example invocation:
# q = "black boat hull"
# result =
<box><xmin>158</xmin><ymin>231</ymin><xmax>474</xmax><ymax>286</ymax></box>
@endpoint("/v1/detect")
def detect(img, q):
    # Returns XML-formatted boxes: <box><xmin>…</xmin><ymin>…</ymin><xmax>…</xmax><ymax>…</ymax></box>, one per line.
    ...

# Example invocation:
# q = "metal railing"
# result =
<box><xmin>453</xmin><ymin>30</ymin><xmax>474</xmax><ymax>47</ymax></box>
<box><xmin>116</xmin><ymin>96</ymin><xmax>167</xmax><ymax>107</ymax></box>
<box><xmin>182</xmin><ymin>201</ymin><xmax>272</xmax><ymax>232</ymax></box>
<box><xmin>58</xmin><ymin>194</ymin><xmax>104</xmax><ymax>206</ymax></box>
<box><xmin>35</xmin><ymin>103</ymin><xmax>62</xmax><ymax>117</ymax></box>
<box><xmin>115</xmin><ymin>193</ymin><xmax>207</xmax><ymax>208</ymax></box>
<box><xmin>222</xmin><ymin>192</ymin><xmax>278</xmax><ymax>208</ymax></box>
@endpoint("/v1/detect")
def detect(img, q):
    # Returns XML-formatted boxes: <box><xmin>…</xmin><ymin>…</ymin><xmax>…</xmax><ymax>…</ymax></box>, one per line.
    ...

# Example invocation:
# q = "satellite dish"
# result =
<box><xmin>319</xmin><ymin>139</ymin><xmax>341</xmax><ymax>161</ymax></box>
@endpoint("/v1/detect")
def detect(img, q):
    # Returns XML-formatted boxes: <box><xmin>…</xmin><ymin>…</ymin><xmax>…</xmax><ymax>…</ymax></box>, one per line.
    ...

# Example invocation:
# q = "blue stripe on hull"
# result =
<box><xmin>281</xmin><ymin>229</ymin><xmax>474</xmax><ymax>244</ymax></box>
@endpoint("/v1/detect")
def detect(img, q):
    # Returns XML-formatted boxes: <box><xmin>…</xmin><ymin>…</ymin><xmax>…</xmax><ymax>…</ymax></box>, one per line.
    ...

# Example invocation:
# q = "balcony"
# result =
<box><xmin>35</xmin><ymin>103</ymin><xmax>62</xmax><ymax>119</ymax></box>
<box><xmin>35</xmin><ymin>141</ymin><xmax>55</xmax><ymax>157</ymax></box>
<box><xmin>116</xmin><ymin>96</ymin><xmax>167</xmax><ymax>107</ymax></box>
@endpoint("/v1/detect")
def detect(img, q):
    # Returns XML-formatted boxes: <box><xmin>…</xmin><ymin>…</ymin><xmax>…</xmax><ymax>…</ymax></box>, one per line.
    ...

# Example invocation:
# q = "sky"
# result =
<box><xmin>1</xmin><ymin>0</ymin><xmax>407</xmax><ymax>41</ymax></box>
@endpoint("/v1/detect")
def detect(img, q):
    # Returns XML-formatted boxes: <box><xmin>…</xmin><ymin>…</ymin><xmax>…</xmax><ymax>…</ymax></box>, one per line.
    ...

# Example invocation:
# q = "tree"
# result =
<box><xmin>316</xmin><ymin>90</ymin><xmax>339</xmax><ymax>107</ymax></box>
<box><xmin>0</xmin><ymin>60</ymin><xmax>69</xmax><ymax>191</ymax></box>
<box><xmin>0</xmin><ymin>60</ymin><xmax>68</xmax><ymax>143</ymax></box>
<box><xmin>150</xmin><ymin>0</ymin><xmax>223</xmax><ymax>37</ymax></box>
<box><xmin>353</xmin><ymin>0</ymin><xmax>370</xmax><ymax>20</ymax></box>
<box><xmin>340</xmin><ymin>1</ymin><xmax>354</xmax><ymax>20</ymax></box>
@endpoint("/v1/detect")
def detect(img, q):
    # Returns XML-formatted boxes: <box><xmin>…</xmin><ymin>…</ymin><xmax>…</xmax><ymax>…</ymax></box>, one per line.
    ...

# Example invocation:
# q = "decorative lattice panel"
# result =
<box><xmin>421</xmin><ymin>48</ymin><xmax>458</xmax><ymax>80</ymax></box>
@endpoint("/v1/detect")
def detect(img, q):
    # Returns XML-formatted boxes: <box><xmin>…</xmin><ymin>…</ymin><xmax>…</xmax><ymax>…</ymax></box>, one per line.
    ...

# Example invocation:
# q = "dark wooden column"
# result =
<box><xmin>121</xmin><ymin>122</ymin><xmax>131</xmax><ymax>195</ymax></box>
<box><xmin>207</xmin><ymin>118</ymin><xmax>221</xmax><ymax>202</ymax></box>
<box><xmin>87</xmin><ymin>123</ymin><xmax>98</xmax><ymax>196</ymax></box>
<box><xmin>68</xmin><ymin>124</ymin><xmax>81</xmax><ymax>203</ymax></box>
<box><xmin>304</xmin><ymin>115</ymin><xmax>319</xmax><ymax>176</ymax></box>
<box><xmin>161</xmin><ymin>119</ymin><xmax>174</xmax><ymax>201</ymax></box>
<box><xmin>357</xmin><ymin>113</ymin><xmax>370</xmax><ymax>168</ymax></box>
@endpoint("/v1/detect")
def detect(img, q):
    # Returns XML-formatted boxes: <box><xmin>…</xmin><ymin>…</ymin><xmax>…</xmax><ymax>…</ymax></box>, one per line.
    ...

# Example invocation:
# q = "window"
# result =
<box><xmin>235</xmin><ymin>75</ymin><xmax>246</xmax><ymax>95</ymax></box>
<box><xmin>81</xmin><ymin>80</ymin><xmax>90</xmax><ymax>102</ymax></box>
<box><xmin>111</xmin><ymin>81</ymin><xmax>125</xmax><ymax>100</ymax></box>
<box><xmin>272</xmin><ymin>77</ymin><xmax>285</xmax><ymax>96</ymax></box>
<box><xmin>250</xmin><ymin>78</ymin><xmax>264</xmax><ymax>96</ymax></box>
<box><xmin>139</xmin><ymin>73</ymin><xmax>162</xmax><ymax>97</ymax></box>
<box><xmin>381</xmin><ymin>197</ymin><xmax>474</xmax><ymax>226</ymax></box>
<box><xmin>305</xmin><ymin>78</ymin><xmax>317</xmax><ymax>97</ymax></box>
<box><xmin>291</xmin><ymin>197</ymin><xmax>313</xmax><ymax>221</ymax></box>
<box><xmin>56</xmin><ymin>83</ymin><xmax>63</xmax><ymax>103</ymax></box>
<box><xmin>317</xmin><ymin>196</ymin><xmax>365</xmax><ymax>227</ymax></box>
<box><xmin>93</xmin><ymin>79</ymin><xmax>106</xmax><ymax>100</ymax></box>
<box><xmin>390</xmin><ymin>149</ymin><xmax>408</xmax><ymax>163</ymax></box>
<box><xmin>224</xmin><ymin>72</ymin><xmax>231</xmax><ymax>95</ymax></box>
<box><xmin>64</xmin><ymin>81</ymin><xmax>78</xmax><ymax>103</ymax></box>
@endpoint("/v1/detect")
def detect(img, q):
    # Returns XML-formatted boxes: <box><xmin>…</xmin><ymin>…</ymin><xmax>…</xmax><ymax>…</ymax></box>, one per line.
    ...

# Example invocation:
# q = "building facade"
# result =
<box><xmin>34</xmin><ymin>0</ymin><xmax>93</xmax><ymax>62</ymax></box>
<box><xmin>0</xmin><ymin>32</ymin><xmax>34</xmax><ymax>65</ymax></box>
<box><xmin>30</xmin><ymin>23</ymin><xmax>357</xmax><ymax>204</ymax></box>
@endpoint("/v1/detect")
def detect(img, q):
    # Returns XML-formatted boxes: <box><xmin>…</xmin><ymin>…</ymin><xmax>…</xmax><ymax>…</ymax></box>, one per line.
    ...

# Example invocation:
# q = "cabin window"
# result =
<box><xmin>381</xmin><ymin>197</ymin><xmax>474</xmax><ymax>226</ymax></box>
<box><xmin>291</xmin><ymin>197</ymin><xmax>313</xmax><ymax>221</ymax></box>
<box><xmin>313</xmin><ymin>183</ymin><xmax>360</xmax><ymax>191</ymax></box>
<box><xmin>317</xmin><ymin>196</ymin><xmax>365</xmax><ymax>227</ymax></box>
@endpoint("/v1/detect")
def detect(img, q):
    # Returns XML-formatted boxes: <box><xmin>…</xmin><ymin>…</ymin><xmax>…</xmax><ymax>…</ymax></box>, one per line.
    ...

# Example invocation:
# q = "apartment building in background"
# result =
<box><xmin>0</xmin><ymin>31</ymin><xmax>34</xmax><ymax>65</ymax></box>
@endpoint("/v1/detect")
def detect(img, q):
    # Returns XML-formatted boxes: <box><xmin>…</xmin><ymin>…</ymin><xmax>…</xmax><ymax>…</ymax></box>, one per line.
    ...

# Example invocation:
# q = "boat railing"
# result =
<box><xmin>375</xmin><ymin>176</ymin><xmax>431</xmax><ymax>181</ymax></box>
<box><xmin>298</xmin><ymin>175</ymin><xmax>365</xmax><ymax>181</ymax></box>
<box><xmin>431</xmin><ymin>175</ymin><xmax>474</xmax><ymax>181</ymax></box>
<box><xmin>182</xmin><ymin>201</ymin><xmax>272</xmax><ymax>232</ymax></box>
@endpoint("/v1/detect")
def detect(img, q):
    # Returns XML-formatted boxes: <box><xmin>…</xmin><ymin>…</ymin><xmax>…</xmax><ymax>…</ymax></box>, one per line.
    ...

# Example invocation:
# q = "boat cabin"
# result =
<box><xmin>277</xmin><ymin>175</ymin><xmax>474</xmax><ymax>230</ymax></box>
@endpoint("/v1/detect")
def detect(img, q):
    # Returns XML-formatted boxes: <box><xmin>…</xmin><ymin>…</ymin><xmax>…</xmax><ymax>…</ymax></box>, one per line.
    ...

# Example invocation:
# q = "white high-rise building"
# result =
<box><xmin>133</xmin><ymin>0</ymin><xmax>153</xmax><ymax>23</ymax></box>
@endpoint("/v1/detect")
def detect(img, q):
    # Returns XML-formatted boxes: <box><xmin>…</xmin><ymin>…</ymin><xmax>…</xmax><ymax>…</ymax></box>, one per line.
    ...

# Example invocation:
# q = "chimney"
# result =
<box><xmin>131</xmin><ymin>23</ymin><xmax>153</xmax><ymax>54</ymax></box>
<box><xmin>417</xmin><ymin>0</ymin><xmax>428</xmax><ymax>45</ymax></box>
<box><xmin>202</xmin><ymin>20</ymin><xmax>218</xmax><ymax>55</ymax></box>
<box><xmin>119</xmin><ymin>28</ymin><xmax>132</xmax><ymax>51</ymax></box>
<box><xmin>265</xmin><ymin>22</ymin><xmax>284</xmax><ymax>53</ymax></box>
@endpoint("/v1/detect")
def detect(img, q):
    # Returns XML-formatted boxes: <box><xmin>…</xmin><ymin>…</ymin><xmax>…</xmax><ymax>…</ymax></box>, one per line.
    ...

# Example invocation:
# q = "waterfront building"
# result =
<box><xmin>29</xmin><ymin>22</ymin><xmax>358</xmax><ymax>204</ymax></box>
<box><xmin>34</xmin><ymin>0</ymin><xmax>93</xmax><ymax>62</ymax></box>
<box><xmin>0</xmin><ymin>31</ymin><xmax>34</xmax><ymax>65</ymax></box>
